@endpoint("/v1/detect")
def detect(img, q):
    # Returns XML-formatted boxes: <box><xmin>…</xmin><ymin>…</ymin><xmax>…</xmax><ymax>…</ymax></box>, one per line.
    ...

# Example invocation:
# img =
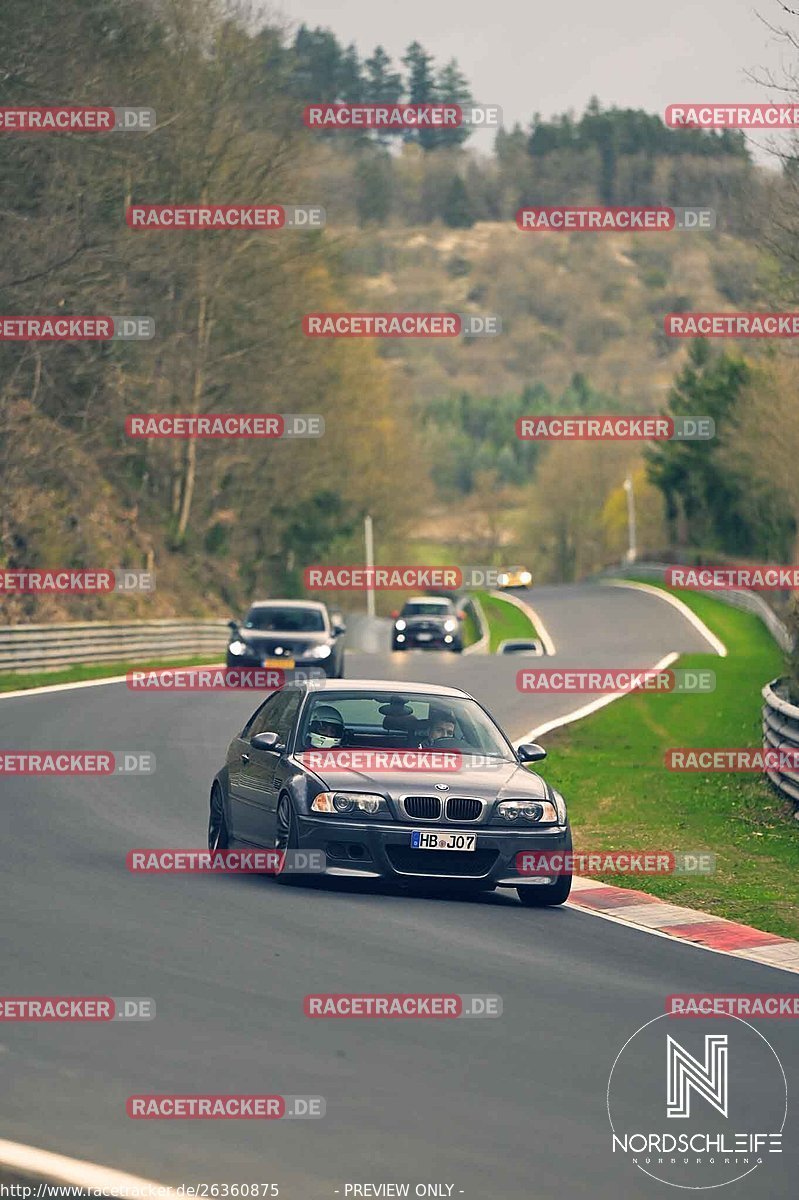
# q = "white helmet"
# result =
<box><xmin>308</xmin><ymin>704</ymin><xmax>344</xmax><ymax>749</ymax></box>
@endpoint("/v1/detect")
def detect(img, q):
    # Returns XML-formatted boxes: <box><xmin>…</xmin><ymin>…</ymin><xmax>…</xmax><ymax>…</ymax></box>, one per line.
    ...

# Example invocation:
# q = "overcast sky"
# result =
<box><xmin>270</xmin><ymin>0</ymin><xmax>792</xmax><ymax>160</ymax></box>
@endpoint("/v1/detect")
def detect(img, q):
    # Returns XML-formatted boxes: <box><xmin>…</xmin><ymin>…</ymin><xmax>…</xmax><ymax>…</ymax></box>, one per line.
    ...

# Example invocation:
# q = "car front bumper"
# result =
<box><xmin>226</xmin><ymin>652</ymin><xmax>338</xmax><ymax>675</ymax></box>
<box><xmin>393</xmin><ymin>633</ymin><xmax>461</xmax><ymax>650</ymax></box>
<box><xmin>294</xmin><ymin>814</ymin><xmax>570</xmax><ymax>888</ymax></box>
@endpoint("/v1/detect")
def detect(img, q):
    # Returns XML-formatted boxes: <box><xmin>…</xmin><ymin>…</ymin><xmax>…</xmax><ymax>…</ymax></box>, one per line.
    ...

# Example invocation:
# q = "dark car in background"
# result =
<box><xmin>208</xmin><ymin>679</ymin><xmax>572</xmax><ymax>905</ymax></box>
<box><xmin>391</xmin><ymin>596</ymin><xmax>464</xmax><ymax>653</ymax></box>
<box><xmin>227</xmin><ymin>600</ymin><xmax>346</xmax><ymax>677</ymax></box>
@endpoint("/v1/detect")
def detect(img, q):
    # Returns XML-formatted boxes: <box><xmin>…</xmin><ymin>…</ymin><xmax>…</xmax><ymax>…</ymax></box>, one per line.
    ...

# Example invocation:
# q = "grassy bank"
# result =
<box><xmin>540</xmin><ymin>583</ymin><xmax>798</xmax><ymax>938</ymax></box>
<box><xmin>0</xmin><ymin>654</ymin><xmax>223</xmax><ymax>693</ymax></box>
<box><xmin>473</xmin><ymin>590</ymin><xmax>538</xmax><ymax>653</ymax></box>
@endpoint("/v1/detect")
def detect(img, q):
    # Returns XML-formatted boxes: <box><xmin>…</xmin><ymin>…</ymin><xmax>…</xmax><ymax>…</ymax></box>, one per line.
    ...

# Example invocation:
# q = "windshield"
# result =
<box><xmin>401</xmin><ymin>601</ymin><xmax>454</xmax><ymax>617</ymax></box>
<box><xmin>296</xmin><ymin>690</ymin><xmax>514</xmax><ymax>757</ymax></box>
<box><xmin>243</xmin><ymin>606</ymin><xmax>325</xmax><ymax>633</ymax></box>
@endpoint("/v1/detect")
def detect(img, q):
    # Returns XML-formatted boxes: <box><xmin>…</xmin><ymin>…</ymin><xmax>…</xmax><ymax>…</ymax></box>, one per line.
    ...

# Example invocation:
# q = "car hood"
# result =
<box><xmin>401</xmin><ymin>615</ymin><xmax>450</xmax><ymax>628</ymax></box>
<box><xmin>236</xmin><ymin>630</ymin><xmax>329</xmax><ymax>645</ymax></box>
<box><xmin>293</xmin><ymin>753</ymin><xmax>549</xmax><ymax>805</ymax></box>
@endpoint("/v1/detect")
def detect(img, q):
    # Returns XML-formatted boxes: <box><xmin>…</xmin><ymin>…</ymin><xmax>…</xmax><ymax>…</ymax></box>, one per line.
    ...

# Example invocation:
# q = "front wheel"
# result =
<box><xmin>275</xmin><ymin>794</ymin><xmax>301</xmax><ymax>885</ymax></box>
<box><xmin>208</xmin><ymin>784</ymin><xmax>229</xmax><ymax>851</ymax></box>
<box><xmin>516</xmin><ymin>873</ymin><xmax>572</xmax><ymax>906</ymax></box>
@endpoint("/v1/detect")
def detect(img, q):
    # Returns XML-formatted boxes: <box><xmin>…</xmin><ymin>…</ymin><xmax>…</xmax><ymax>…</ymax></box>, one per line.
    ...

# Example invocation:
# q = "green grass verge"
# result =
<box><xmin>0</xmin><ymin>654</ymin><xmax>223</xmax><ymax>693</ymax></box>
<box><xmin>461</xmin><ymin>602</ymin><xmax>481</xmax><ymax>648</ymax></box>
<box><xmin>473</xmin><ymin>589</ymin><xmax>538</xmax><ymax>653</ymax></box>
<box><xmin>541</xmin><ymin>581</ymin><xmax>798</xmax><ymax>938</ymax></box>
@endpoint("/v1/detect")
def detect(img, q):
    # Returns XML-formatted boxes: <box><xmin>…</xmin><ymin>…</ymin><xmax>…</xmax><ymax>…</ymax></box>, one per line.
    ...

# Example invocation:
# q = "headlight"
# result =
<box><xmin>394</xmin><ymin>619</ymin><xmax>406</xmax><ymax>631</ymax></box>
<box><xmin>498</xmin><ymin>573</ymin><xmax>509</xmax><ymax>586</ymax></box>
<box><xmin>443</xmin><ymin>618</ymin><xmax>457</xmax><ymax>631</ymax></box>
<box><xmin>311</xmin><ymin>792</ymin><xmax>389</xmax><ymax>818</ymax></box>
<box><xmin>304</xmin><ymin>644</ymin><xmax>332</xmax><ymax>659</ymax></box>
<box><xmin>519</xmin><ymin>571</ymin><xmax>532</xmax><ymax>584</ymax></box>
<box><xmin>228</xmin><ymin>640</ymin><xmax>249</xmax><ymax>655</ymax></box>
<box><xmin>551</xmin><ymin>789</ymin><xmax>568</xmax><ymax>824</ymax></box>
<box><xmin>495</xmin><ymin>799</ymin><xmax>559</xmax><ymax>824</ymax></box>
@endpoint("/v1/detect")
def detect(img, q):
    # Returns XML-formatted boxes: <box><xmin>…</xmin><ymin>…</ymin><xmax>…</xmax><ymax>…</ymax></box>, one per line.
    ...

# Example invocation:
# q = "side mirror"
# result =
<box><xmin>390</xmin><ymin>609</ymin><xmax>400</xmax><ymax>620</ymax></box>
<box><xmin>332</xmin><ymin>621</ymin><xmax>347</xmax><ymax>636</ymax></box>
<box><xmin>251</xmin><ymin>731</ymin><xmax>284</xmax><ymax>752</ymax></box>
<box><xmin>227</xmin><ymin>619</ymin><xmax>239</xmax><ymax>633</ymax></box>
<box><xmin>456</xmin><ymin>610</ymin><xmax>467</xmax><ymax>620</ymax></box>
<box><xmin>517</xmin><ymin>742</ymin><xmax>547</xmax><ymax>764</ymax></box>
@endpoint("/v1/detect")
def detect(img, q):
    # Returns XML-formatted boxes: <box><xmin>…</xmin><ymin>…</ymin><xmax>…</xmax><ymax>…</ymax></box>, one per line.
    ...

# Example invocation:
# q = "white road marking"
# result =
<box><xmin>513</xmin><ymin>652</ymin><xmax>678</xmax><ymax>743</ymax></box>
<box><xmin>0</xmin><ymin>1137</ymin><xmax>165</xmax><ymax>1191</ymax></box>
<box><xmin>487</xmin><ymin>589</ymin><xmax>556</xmax><ymax>655</ymax></box>
<box><xmin>602</xmin><ymin>578</ymin><xmax>728</xmax><ymax>656</ymax></box>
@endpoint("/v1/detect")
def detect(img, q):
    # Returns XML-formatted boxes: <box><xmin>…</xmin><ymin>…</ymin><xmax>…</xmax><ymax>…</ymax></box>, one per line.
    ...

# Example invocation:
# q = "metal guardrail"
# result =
<box><xmin>602</xmin><ymin>562</ymin><xmax>793</xmax><ymax>653</ymax></box>
<box><xmin>762</xmin><ymin>679</ymin><xmax>799</xmax><ymax>813</ymax></box>
<box><xmin>0</xmin><ymin>620</ymin><xmax>228</xmax><ymax>672</ymax></box>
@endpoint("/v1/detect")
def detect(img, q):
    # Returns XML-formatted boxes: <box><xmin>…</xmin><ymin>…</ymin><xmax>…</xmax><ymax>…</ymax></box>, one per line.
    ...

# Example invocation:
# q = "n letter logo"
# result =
<box><xmin>666</xmin><ymin>1035</ymin><xmax>728</xmax><ymax>1119</ymax></box>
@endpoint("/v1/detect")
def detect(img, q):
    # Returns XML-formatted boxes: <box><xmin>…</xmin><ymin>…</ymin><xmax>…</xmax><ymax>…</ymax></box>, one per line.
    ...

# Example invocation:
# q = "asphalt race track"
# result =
<box><xmin>2</xmin><ymin>583</ymin><xmax>796</xmax><ymax>1198</ymax></box>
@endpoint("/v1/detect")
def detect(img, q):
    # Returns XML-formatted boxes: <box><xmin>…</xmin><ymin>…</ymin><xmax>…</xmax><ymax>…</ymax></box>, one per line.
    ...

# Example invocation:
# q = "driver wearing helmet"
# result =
<box><xmin>307</xmin><ymin>704</ymin><xmax>345</xmax><ymax>749</ymax></box>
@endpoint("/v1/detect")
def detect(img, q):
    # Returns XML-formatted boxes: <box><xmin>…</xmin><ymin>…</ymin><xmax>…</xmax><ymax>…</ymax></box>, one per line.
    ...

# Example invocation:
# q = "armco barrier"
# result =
<box><xmin>762</xmin><ymin>679</ymin><xmax>799</xmax><ymax>814</ymax></box>
<box><xmin>0</xmin><ymin>620</ymin><xmax>228</xmax><ymax>672</ymax></box>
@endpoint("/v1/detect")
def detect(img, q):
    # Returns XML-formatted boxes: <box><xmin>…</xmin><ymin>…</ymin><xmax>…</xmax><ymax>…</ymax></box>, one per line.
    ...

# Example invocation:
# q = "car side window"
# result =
<box><xmin>273</xmin><ymin>690</ymin><xmax>302</xmax><ymax>745</ymax></box>
<box><xmin>244</xmin><ymin>693</ymin><xmax>282</xmax><ymax>738</ymax></box>
<box><xmin>248</xmin><ymin>690</ymin><xmax>302</xmax><ymax>742</ymax></box>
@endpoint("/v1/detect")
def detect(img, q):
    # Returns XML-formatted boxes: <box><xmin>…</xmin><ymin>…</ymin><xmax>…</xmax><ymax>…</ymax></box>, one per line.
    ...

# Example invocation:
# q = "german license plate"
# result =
<box><xmin>264</xmin><ymin>657</ymin><xmax>294</xmax><ymax>669</ymax></box>
<box><xmin>410</xmin><ymin>830</ymin><xmax>476</xmax><ymax>851</ymax></box>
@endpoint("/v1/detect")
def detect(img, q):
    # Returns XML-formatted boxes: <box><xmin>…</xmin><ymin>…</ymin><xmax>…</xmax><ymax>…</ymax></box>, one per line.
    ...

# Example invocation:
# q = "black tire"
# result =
<box><xmin>516</xmin><ymin>873</ymin><xmax>571</xmax><ymax>906</ymax></box>
<box><xmin>275</xmin><ymin>793</ymin><xmax>301</xmax><ymax>885</ymax></box>
<box><xmin>208</xmin><ymin>784</ymin><xmax>229</xmax><ymax>851</ymax></box>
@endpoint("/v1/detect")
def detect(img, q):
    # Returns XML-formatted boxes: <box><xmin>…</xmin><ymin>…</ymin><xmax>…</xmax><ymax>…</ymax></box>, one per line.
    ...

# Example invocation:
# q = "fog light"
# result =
<box><xmin>444</xmin><ymin>635</ymin><xmax>453</xmax><ymax>643</ymax></box>
<box><xmin>396</xmin><ymin>634</ymin><xmax>405</xmax><ymax>643</ymax></box>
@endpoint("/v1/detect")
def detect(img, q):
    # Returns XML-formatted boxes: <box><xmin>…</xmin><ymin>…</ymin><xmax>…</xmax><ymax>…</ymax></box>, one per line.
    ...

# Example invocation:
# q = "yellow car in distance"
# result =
<box><xmin>496</xmin><ymin>565</ymin><xmax>533</xmax><ymax>589</ymax></box>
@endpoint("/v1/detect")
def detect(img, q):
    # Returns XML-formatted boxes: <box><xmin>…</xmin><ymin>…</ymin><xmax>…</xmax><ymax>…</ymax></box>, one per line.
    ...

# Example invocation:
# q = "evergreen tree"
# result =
<box><xmin>441</xmin><ymin>174</ymin><xmax>475</xmax><ymax>227</ymax></box>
